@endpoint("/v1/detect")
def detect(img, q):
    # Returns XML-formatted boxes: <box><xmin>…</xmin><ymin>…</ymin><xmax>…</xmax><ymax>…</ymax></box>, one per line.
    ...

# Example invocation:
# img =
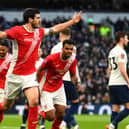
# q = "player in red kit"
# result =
<box><xmin>0</xmin><ymin>39</ymin><xmax>12</xmax><ymax>122</ymax></box>
<box><xmin>0</xmin><ymin>8</ymin><xmax>81</xmax><ymax>129</ymax></box>
<box><xmin>37</xmin><ymin>39</ymin><xmax>78</xmax><ymax>129</ymax></box>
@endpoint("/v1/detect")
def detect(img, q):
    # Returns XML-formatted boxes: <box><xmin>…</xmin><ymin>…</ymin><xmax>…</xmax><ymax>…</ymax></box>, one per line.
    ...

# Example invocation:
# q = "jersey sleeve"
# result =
<box><xmin>69</xmin><ymin>58</ymin><xmax>77</xmax><ymax>75</ymax></box>
<box><xmin>41</xmin><ymin>55</ymin><xmax>52</xmax><ymax>69</ymax></box>
<box><xmin>118</xmin><ymin>52</ymin><xmax>126</xmax><ymax>63</ymax></box>
<box><xmin>50</xmin><ymin>46</ymin><xmax>55</xmax><ymax>54</ymax></box>
<box><xmin>5</xmin><ymin>26</ymin><xmax>19</xmax><ymax>39</ymax></box>
<box><xmin>44</xmin><ymin>28</ymin><xmax>50</xmax><ymax>35</ymax></box>
<box><xmin>51</xmin><ymin>45</ymin><xmax>58</xmax><ymax>54</ymax></box>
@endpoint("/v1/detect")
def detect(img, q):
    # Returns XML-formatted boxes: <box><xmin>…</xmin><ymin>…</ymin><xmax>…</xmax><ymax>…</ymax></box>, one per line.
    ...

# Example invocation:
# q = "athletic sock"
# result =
<box><xmin>40</xmin><ymin>117</ymin><xmax>45</xmax><ymax>125</ymax></box>
<box><xmin>111</xmin><ymin>111</ymin><xmax>118</xmax><ymax>129</ymax></box>
<box><xmin>0</xmin><ymin>103</ymin><xmax>4</xmax><ymax>122</ymax></box>
<box><xmin>28</xmin><ymin>106</ymin><xmax>38</xmax><ymax>129</ymax></box>
<box><xmin>40</xmin><ymin>117</ymin><xmax>45</xmax><ymax>128</ymax></box>
<box><xmin>64</xmin><ymin>103</ymin><xmax>79</xmax><ymax>125</ymax></box>
<box><xmin>112</xmin><ymin>108</ymin><xmax>129</xmax><ymax>127</ymax></box>
<box><xmin>69</xmin><ymin>116</ymin><xmax>77</xmax><ymax>126</ymax></box>
<box><xmin>51</xmin><ymin>118</ymin><xmax>62</xmax><ymax>129</ymax></box>
<box><xmin>22</xmin><ymin>108</ymin><xmax>29</xmax><ymax>125</ymax></box>
<box><xmin>111</xmin><ymin>111</ymin><xmax>118</xmax><ymax>122</ymax></box>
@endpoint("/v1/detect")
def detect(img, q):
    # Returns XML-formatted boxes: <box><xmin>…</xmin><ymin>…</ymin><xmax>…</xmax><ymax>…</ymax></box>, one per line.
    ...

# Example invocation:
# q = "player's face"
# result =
<box><xmin>62</xmin><ymin>43</ymin><xmax>73</xmax><ymax>59</ymax></box>
<box><xmin>0</xmin><ymin>45</ymin><xmax>8</xmax><ymax>58</ymax></box>
<box><xmin>123</xmin><ymin>35</ymin><xmax>129</xmax><ymax>47</ymax></box>
<box><xmin>31</xmin><ymin>14</ymin><xmax>41</xmax><ymax>28</ymax></box>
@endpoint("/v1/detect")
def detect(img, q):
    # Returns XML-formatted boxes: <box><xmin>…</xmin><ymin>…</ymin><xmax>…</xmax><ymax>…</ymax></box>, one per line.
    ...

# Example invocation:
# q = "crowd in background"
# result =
<box><xmin>0</xmin><ymin>14</ymin><xmax>129</xmax><ymax>113</ymax></box>
<box><xmin>0</xmin><ymin>0</ymin><xmax>129</xmax><ymax>12</ymax></box>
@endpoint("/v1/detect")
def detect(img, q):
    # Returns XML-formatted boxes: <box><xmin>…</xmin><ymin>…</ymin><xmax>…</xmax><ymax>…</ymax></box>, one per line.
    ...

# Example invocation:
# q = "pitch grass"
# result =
<box><xmin>0</xmin><ymin>114</ymin><xmax>129</xmax><ymax>129</ymax></box>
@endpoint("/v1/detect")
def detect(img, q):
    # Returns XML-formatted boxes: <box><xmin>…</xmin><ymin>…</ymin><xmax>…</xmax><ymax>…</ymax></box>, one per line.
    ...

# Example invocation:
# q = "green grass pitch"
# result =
<box><xmin>0</xmin><ymin>114</ymin><xmax>129</xmax><ymax>129</ymax></box>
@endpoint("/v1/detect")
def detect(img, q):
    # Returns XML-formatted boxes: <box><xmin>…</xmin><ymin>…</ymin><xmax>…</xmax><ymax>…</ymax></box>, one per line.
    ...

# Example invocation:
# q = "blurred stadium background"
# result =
<box><xmin>0</xmin><ymin>0</ymin><xmax>129</xmax><ymax>129</ymax></box>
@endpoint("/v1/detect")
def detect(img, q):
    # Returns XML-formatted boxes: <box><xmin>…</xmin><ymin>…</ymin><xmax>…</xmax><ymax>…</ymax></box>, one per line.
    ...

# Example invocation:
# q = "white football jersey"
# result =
<box><xmin>108</xmin><ymin>45</ymin><xmax>127</xmax><ymax>85</ymax></box>
<box><xmin>51</xmin><ymin>42</ymin><xmax>81</xmax><ymax>82</ymax></box>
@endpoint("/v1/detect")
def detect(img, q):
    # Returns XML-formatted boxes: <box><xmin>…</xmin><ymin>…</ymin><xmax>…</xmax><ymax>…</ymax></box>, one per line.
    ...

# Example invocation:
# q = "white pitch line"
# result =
<box><xmin>1</xmin><ymin>126</ymin><xmax>40</xmax><ymax>129</ymax></box>
<box><xmin>1</xmin><ymin>126</ymin><xmax>19</xmax><ymax>129</ymax></box>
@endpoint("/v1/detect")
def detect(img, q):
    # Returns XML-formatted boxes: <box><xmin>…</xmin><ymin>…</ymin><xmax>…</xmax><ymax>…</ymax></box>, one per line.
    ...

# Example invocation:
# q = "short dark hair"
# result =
<box><xmin>23</xmin><ymin>8</ymin><xmax>40</xmax><ymax>23</ymax></box>
<box><xmin>0</xmin><ymin>39</ymin><xmax>9</xmax><ymax>47</ymax></box>
<box><xmin>115</xmin><ymin>31</ymin><xmax>128</xmax><ymax>43</ymax></box>
<box><xmin>60</xmin><ymin>28</ymin><xmax>71</xmax><ymax>36</ymax></box>
<box><xmin>63</xmin><ymin>39</ymin><xmax>75</xmax><ymax>47</ymax></box>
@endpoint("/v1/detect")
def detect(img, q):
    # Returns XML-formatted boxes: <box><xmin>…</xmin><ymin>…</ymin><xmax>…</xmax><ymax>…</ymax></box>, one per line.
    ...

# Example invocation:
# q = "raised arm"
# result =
<box><xmin>0</xmin><ymin>31</ymin><xmax>7</xmax><ymax>39</ymax></box>
<box><xmin>50</xmin><ymin>11</ymin><xmax>82</xmax><ymax>34</ymax></box>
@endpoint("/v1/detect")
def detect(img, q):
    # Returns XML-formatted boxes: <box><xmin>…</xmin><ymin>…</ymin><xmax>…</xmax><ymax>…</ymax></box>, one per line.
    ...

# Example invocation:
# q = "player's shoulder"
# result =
<box><xmin>51</xmin><ymin>52</ymin><xmax>60</xmax><ymax>57</ymax></box>
<box><xmin>109</xmin><ymin>45</ymin><xmax>121</xmax><ymax>55</ymax></box>
<box><xmin>9</xmin><ymin>25</ymin><xmax>25</xmax><ymax>34</ymax></box>
<box><xmin>38</xmin><ymin>27</ymin><xmax>44</xmax><ymax>31</ymax></box>
<box><xmin>49</xmin><ymin>52</ymin><xmax>60</xmax><ymax>59</ymax></box>
<box><xmin>12</xmin><ymin>25</ymin><xmax>23</xmax><ymax>30</ymax></box>
<box><xmin>51</xmin><ymin>42</ymin><xmax>62</xmax><ymax>54</ymax></box>
<box><xmin>70</xmin><ymin>54</ymin><xmax>76</xmax><ymax>62</ymax></box>
<box><xmin>53</xmin><ymin>42</ymin><xmax>62</xmax><ymax>49</ymax></box>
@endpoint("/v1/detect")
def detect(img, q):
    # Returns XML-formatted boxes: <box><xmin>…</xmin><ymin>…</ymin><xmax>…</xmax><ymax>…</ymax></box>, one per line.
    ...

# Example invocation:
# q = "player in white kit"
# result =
<box><xmin>106</xmin><ymin>31</ymin><xmax>129</xmax><ymax>129</ymax></box>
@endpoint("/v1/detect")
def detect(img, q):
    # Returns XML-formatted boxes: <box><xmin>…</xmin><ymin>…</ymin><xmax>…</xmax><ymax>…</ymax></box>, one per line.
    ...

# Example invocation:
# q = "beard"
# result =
<box><xmin>32</xmin><ymin>23</ymin><xmax>39</xmax><ymax>29</ymax></box>
<box><xmin>0</xmin><ymin>54</ymin><xmax>6</xmax><ymax>58</ymax></box>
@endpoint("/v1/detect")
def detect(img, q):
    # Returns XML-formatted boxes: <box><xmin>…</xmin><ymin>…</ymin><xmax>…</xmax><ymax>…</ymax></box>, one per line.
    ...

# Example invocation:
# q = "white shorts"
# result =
<box><xmin>5</xmin><ymin>73</ymin><xmax>39</xmax><ymax>99</ymax></box>
<box><xmin>0</xmin><ymin>88</ymin><xmax>4</xmax><ymax>103</ymax></box>
<box><xmin>40</xmin><ymin>85</ymin><xmax>66</xmax><ymax>112</ymax></box>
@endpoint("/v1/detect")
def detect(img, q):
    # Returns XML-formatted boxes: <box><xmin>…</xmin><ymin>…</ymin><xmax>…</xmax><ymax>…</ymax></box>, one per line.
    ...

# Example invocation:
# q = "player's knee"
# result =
<box><xmin>125</xmin><ymin>103</ymin><xmax>129</xmax><ymax>109</ymax></box>
<box><xmin>3</xmin><ymin>104</ymin><xmax>12</xmax><ymax>111</ymax></box>
<box><xmin>46</xmin><ymin>113</ymin><xmax>55</xmax><ymax>121</ymax></box>
<box><xmin>56</xmin><ymin>112</ymin><xmax>65</xmax><ymax>121</ymax></box>
<box><xmin>28</xmin><ymin>99</ymin><xmax>39</xmax><ymax>107</ymax></box>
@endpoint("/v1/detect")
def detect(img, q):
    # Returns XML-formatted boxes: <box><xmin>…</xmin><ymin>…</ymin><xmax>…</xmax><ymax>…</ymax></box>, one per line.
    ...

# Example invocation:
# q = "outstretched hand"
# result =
<box><xmin>72</xmin><ymin>11</ymin><xmax>82</xmax><ymax>24</ymax></box>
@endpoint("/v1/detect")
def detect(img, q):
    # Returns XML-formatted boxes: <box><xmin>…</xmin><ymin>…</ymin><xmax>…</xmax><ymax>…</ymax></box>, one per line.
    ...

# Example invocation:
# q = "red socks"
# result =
<box><xmin>0</xmin><ymin>103</ymin><xmax>4</xmax><ymax>122</ymax></box>
<box><xmin>40</xmin><ymin>110</ymin><xmax>46</xmax><ymax>119</ymax></box>
<box><xmin>28</xmin><ymin>106</ymin><xmax>38</xmax><ymax>129</ymax></box>
<box><xmin>51</xmin><ymin>118</ymin><xmax>62</xmax><ymax>129</ymax></box>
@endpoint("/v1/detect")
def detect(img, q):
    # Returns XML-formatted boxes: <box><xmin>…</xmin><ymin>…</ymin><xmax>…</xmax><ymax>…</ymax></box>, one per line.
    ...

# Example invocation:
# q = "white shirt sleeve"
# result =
<box><xmin>44</xmin><ymin>28</ymin><xmax>50</xmax><ymax>35</ymax></box>
<box><xmin>51</xmin><ymin>42</ymin><xmax>62</xmax><ymax>54</ymax></box>
<box><xmin>51</xmin><ymin>46</ymin><xmax>56</xmax><ymax>54</ymax></box>
<box><xmin>118</xmin><ymin>52</ymin><xmax>126</xmax><ymax>63</ymax></box>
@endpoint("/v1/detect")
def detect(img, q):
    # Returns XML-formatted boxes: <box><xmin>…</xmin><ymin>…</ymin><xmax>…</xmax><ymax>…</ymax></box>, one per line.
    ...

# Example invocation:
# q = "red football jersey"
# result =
<box><xmin>0</xmin><ymin>53</ymin><xmax>12</xmax><ymax>89</ymax></box>
<box><xmin>5</xmin><ymin>25</ymin><xmax>45</xmax><ymax>75</ymax></box>
<box><xmin>40</xmin><ymin>52</ymin><xmax>77</xmax><ymax>92</ymax></box>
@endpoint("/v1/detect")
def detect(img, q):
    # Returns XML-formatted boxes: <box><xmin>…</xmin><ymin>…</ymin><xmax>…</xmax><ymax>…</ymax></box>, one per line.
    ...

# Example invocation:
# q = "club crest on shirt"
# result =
<box><xmin>121</xmin><ymin>53</ymin><xmax>124</xmax><ymax>59</ymax></box>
